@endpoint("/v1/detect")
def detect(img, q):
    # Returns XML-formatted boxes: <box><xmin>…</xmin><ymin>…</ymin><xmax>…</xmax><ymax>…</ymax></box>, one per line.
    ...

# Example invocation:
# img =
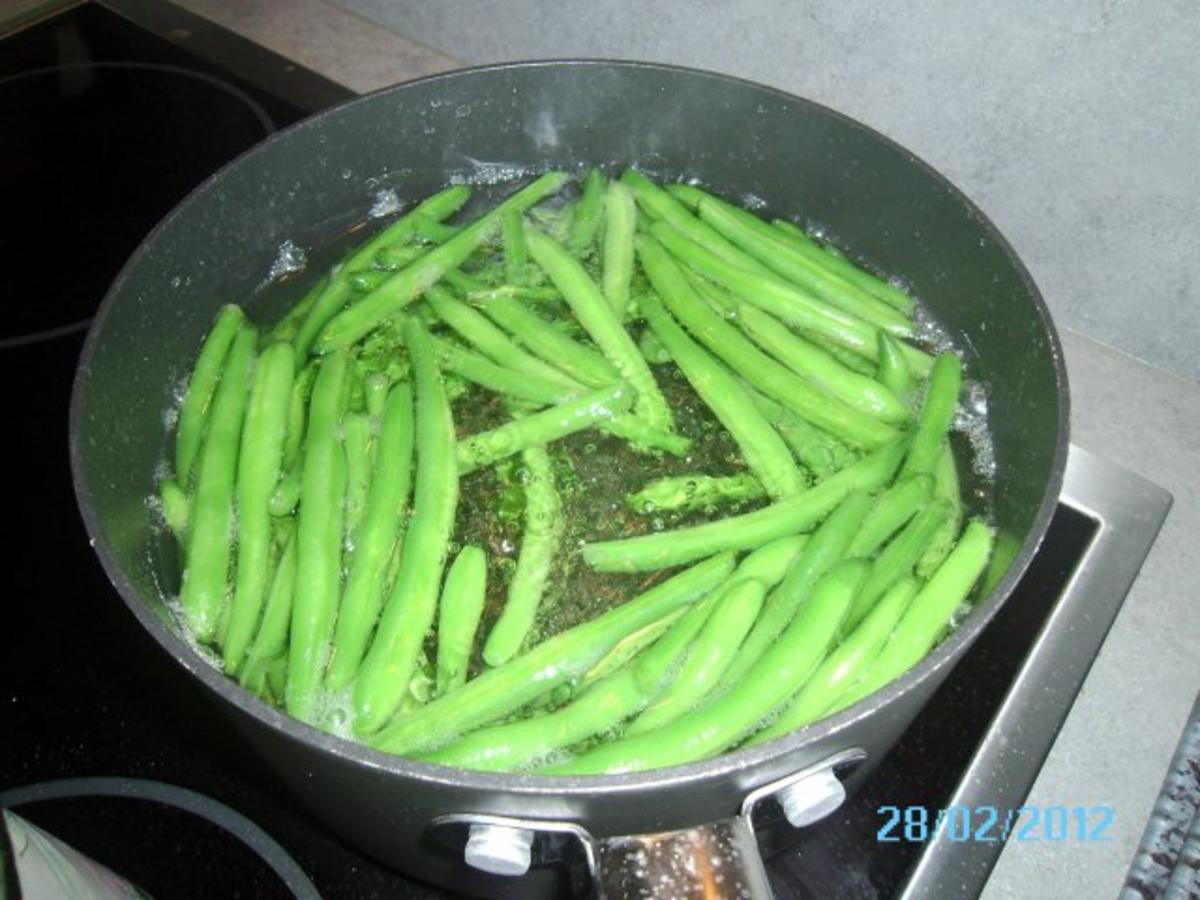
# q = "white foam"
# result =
<box><xmin>266</xmin><ymin>239</ymin><xmax>307</xmax><ymax>282</ymax></box>
<box><xmin>367</xmin><ymin>188</ymin><xmax>402</xmax><ymax>218</ymax></box>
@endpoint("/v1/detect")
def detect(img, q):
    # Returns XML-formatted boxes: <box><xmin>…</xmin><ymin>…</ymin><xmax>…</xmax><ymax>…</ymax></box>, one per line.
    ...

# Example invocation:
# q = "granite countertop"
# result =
<box><xmin>40</xmin><ymin>1</ymin><xmax>1200</xmax><ymax>894</ymax></box>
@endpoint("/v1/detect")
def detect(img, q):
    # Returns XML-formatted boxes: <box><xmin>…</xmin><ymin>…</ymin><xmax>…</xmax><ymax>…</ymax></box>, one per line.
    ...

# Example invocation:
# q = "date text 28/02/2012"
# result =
<box><xmin>877</xmin><ymin>804</ymin><xmax>1114</xmax><ymax>843</ymax></box>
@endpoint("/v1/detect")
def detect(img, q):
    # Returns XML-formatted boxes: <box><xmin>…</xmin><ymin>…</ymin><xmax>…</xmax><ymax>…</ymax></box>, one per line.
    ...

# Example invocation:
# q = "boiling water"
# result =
<box><xmin>155</xmin><ymin>170</ymin><xmax>997</xmax><ymax>715</ymax></box>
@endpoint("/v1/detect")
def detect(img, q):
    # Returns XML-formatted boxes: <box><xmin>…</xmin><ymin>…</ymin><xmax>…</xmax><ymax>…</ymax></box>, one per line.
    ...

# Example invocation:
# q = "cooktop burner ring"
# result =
<box><xmin>0</xmin><ymin>60</ymin><xmax>278</xmax><ymax>350</ymax></box>
<box><xmin>0</xmin><ymin>777</ymin><xmax>320</xmax><ymax>899</ymax></box>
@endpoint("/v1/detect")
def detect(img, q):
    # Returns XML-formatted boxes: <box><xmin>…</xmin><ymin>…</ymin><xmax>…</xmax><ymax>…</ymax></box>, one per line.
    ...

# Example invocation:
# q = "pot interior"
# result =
<box><xmin>72</xmin><ymin>60</ymin><xmax>1066</xmax><ymax>772</ymax></box>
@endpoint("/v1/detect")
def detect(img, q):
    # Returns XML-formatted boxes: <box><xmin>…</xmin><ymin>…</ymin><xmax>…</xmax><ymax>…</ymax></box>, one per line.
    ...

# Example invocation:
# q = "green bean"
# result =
<box><xmin>899</xmin><ymin>353</ymin><xmax>962</xmax><ymax>480</ymax></box>
<box><xmin>414</xmin><ymin>215</ymin><xmax>461</xmax><ymax>244</ymax></box>
<box><xmin>628</xmin><ymin>532</ymin><xmax>806</xmax><ymax>681</ymax></box>
<box><xmin>222</xmin><ymin>341</ymin><xmax>296</xmax><ymax>673</ymax></box>
<box><xmin>582</xmin><ymin>440</ymin><xmax>904</xmax><ymax>572</ymax></box>
<box><xmin>268</xmin><ymin>469</ymin><xmax>301</xmax><ymax>517</ymax></box>
<box><xmin>628</xmin><ymin>578</ymin><xmax>767</xmax><ymax>735</ymax></box>
<box><xmin>175</xmin><ymin>304</ymin><xmax>245</xmax><ymax>485</ymax></box>
<box><xmin>443</xmin><ymin>269</ymin><xmax>561</xmax><ymax>304</ymax></box>
<box><xmin>457</xmin><ymin>383</ymin><xmax>633</xmax><ymax>475</ymax></box>
<box><xmin>529</xmin><ymin>196</ymin><xmax>577</xmax><ymax>245</ymax></box>
<box><xmin>600</xmin><ymin>414</ymin><xmax>692</xmax><ymax>457</ymax></box>
<box><xmin>844</xmin><ymin>499</ymin><xmax>951</xmax><ymax>632</ymax></box>
<box><xmin>541</xmin><ymin>559</ymin><xmax>867</xmax><ymax>774</ymax></box>
<box><xmin>809</xmin><ymin>332</ymin><xmax>879</xmax><ymax>376</ymax></box>
<box><xmin>628</xmin><ymin>534</ymin><xmax>806</xmax><ymax>691</ymax></box>
<box><xmin>771</xmin><ymin>219</ymin><xmax>916</xmax><ymax>315</ymax></box>
<box><xmin>568</xmin><ymin>167</ymin><xmax>606</xmax><ymax>255</ymax></box>
<box><xmin>501</xmin><ymin>209</ymin><xmax>528</xmax><ymax>285</ymax></box>
<box><xmin>577</xmin><ymin>607</ymin><xmax>692</xmax><ymax>692</ymax></box>
<box><xmin>628</xmin><ymin>473</ymin><xmax>766</xmax><ymax>514</ymax></box>
<box><xmin>479</xmin><ymin>295</ymin><xmax>618</xmax><ymax>388</ymax></box>
<box><xmin>731</xmin><ymin>302</ymin><xmax>909</xmax><ymax>424</ymax></box>
<box><xmin>316</xmin><ymin>173</ymin><xmax>569</xmax><ymax>352</ymax></box>
<box><xmin>697</xmin><ymin>195</ymin><xmax>913</xmax><ymax>334</ymax></box>
<box><xmin>293</xmin><ymin>185</ymin><xmax>472</xmax><ymax>358</ymax></box>
<box><xmin>346</xmin><ymin>270</ymin><xmax>390</xmax><ymax>292</ymax></box>
<box><xmin>749</xmin><ymin>576</ymin><xmax>919</xmax><ymax>743</ymax></box>
<box><xmin>833</xmin><ymin>520</ymin><xmax>993</xmax><ymax>710</ymax></box>
<box><xmin>431</xmin><ymin>333</ymin><xmax>687</xmax><ymax>456</ymax></box>
<box><xmin>159</xmin><ymin>479</ymin><xmax>189</xmax><ymax>543</ymax></box>
<box><xmin>422</xmin><ymin>597</ymin><xmax>711</xmax><ymax>772</ymax></box>
<box><xmin>619</xmin><ymin>169</ymin><xmax>774</xmax><ymax>275</ymax></box>
<box><xmin>352</xmin><ymin>185</ymin><xmax>472</xmax><ymax>270</ymax></box>
<box><xmin>179</xmin><ymin>324</ymin><xmax>256</xmax><ymax>643</ymax></box>
<box><xmin>341</xmin><ymin>412</ymin><xmax>373</xmax><ymax>555</ymax></box>
<box><xmin>326</xmin><ymin>382</ymin><xmax>416</xmax><ymax>691</ymax></box>
<box><xmin>917</xmin><ymin>443</ymin><xmax>964</xmax><ymax>578</ymax></box>
<box><xmin>743</xmin><ymin>387</ymin><xmax>857</xmax><ymax>478</ymax></box>
<box><xmin>638</xmin><ymin>290</ymin><xmax>804</xmax><ymax>499</ymax></box>
<box><xmin>420</xmin><ymin>659</ymin><xmax>649</xmax><ymax>771</ymax></box>
<box><xmin>280</xmin><ymin>363</ymin><xmax>316</xmax><ymax>472</ymax></box>
<box><xmin>285</xmin><ymin>351</ymin><xmax>350</xmax><ymax>722</ymax></box>
<box><xmin>846</xmin><ymin>474</ymin><xmax>935</xmax><ymax>558</ymax></box>
<box><xmin>371</xmin><ymin>552</ymin><xmax>736</xmax><ymax>754</ymax></box>
<box><xmin>432</xmin><ymin>586</ymin><xmax>720</xmax><ymax>772</ymax></box>
<box><xmin>877</xmin><ymin>331</ymin><xmax>915</xmax><ymax>400</ymax></box>
<box><xmin>721</xmin><ymin>490</ymin><xmax>873</xmax><ymax>686</ymax></box>
<box><xmin>730</xmin><ymin>534</ymin><xmax>810</xmax><ymax>584</ymax></box>
<box><xmin>431</xmin><ymin>336</ymin><xmax>560</xmax><ymax>406</ymax></box>
<box><xmin>426</xmin><ymin>287</ymin><xmax>578</xmax><ymax>389</ymax></box>
<box><xmin>483</xmin><ymin>445</ymin><xmax>563</xmax><ymax>665</ymax></box>
<box><xmin>373</xmin><ymin>244</ymin><xmax>428</xmax><ymax>271</ymax></box>
<box><xmin>526</xmin><ymin>227</ymin><xmax>674</xmax><ymax>432</ymax></box>
<box><xmin>435</xmin><ymin>545</ymin><xmax>488</xmax><ymax>693</ymax></box>
<box><xmin>652</xmin><ymin>220</ymin><xmax>933</xmax><ymax>376</ymax></box>
<box><xmin>268</xmin><ymin>274</ymin><xmax>327</xmax><ymax>344</ymax></box>
<box><xmin>363</xmin><ymin>372</ymin><xmax>390</xmax><ymax>420</ymax></box>
<box><xmin>263</xmin><ymin>656</ymin><xmax>289</xmax><ymax>702</ymax></box>
<box><xmin>353</xmin><ymin>320</ymin><xmax>459</xmax><ymax>733</ymax></box>
<box><xmin>638</xmin><ymin>327</ymin><xmax>672</xmax><ymax>365</ymax></box>
<box><xmin>771</xmin><ymin>219</ymin><xmax>816</xmax><ymax>248</ymax></box>
<box><xmin>664</xmin><ymin>182</ymin><xmax>706</xmax><ymax>210</ymax></box>
<box><xmin>426</xmin><ymin>538</ymin><xmax>802</xmax><ymax>771</ymax></box>
<box><xmin>642</xmin><ymin>250</ymin><xmax>897</xmax><ymax>449</ymax></box>
<box><xmin>240</xmin><ymin>524</ymin><xmax>297</xmax><ymax>687</ymax></box>
<box><xmin>602</xmin><ymin>180</ymin><xmax>637</xmax><ymax>318</ymax></box>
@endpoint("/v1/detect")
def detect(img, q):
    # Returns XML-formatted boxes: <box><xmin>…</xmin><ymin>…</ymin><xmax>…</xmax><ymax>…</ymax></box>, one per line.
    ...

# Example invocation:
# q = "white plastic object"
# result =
<box><xmin>463</xmin><ymin>823</ymin><xmax>535</xmax><ymax>876</ymax></box>
<box><xmin>776</xmin><ymin>767</ymin><xmax>846</xmax><ymax>828</ymax></box>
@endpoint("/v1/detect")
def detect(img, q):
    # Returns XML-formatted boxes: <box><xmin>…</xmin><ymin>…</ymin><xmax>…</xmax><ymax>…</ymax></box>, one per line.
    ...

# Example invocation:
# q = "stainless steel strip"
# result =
<box><xmin>899</xmin><ymin>443</ymin><xmax>1173</xmax><ymax>899</ymax></box>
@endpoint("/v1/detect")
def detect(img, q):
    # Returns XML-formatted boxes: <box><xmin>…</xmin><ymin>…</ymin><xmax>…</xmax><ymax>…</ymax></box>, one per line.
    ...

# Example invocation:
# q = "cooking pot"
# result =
<box><xmin>70</xmin><ymin>60</ymin><xmax>1068</xmax><ymax>897</ymax></box>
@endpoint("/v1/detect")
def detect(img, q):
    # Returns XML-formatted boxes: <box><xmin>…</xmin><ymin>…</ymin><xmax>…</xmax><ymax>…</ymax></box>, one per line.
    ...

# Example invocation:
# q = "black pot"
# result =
<box><xmin>70</xmin><ymin>61</ymin><xmax>1068</xmax><ymax>897</ymax></box>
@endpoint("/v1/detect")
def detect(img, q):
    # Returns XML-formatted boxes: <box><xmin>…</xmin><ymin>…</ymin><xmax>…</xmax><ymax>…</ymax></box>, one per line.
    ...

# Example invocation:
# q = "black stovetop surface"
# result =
<box><xmin>0</xmin><ymin>5</ymin><xmax>1099</xmax><ymax>898</ymax></box>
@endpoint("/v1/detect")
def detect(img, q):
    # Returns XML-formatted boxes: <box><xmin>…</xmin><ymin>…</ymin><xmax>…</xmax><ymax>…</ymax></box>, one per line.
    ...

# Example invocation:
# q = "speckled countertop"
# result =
<box><xmin>54</xmin><ymin>1</ymin><xmax>1200</xmax><ymax>895</ymax></box>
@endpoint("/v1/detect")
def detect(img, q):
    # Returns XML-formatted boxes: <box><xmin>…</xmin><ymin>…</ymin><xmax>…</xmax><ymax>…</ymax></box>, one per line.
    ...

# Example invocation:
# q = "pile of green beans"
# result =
<box><xmin>159</xmin><ymin>168</ymin><xmax>994</xmax><ymax>773</ymax></box>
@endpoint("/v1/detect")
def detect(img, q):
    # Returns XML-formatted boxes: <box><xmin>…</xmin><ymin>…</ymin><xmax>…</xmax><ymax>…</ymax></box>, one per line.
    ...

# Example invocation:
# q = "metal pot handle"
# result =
<box><xmin>432</xmin><ymin>748</ymin><xmax>866</xmax><ymax>898</ymax></box>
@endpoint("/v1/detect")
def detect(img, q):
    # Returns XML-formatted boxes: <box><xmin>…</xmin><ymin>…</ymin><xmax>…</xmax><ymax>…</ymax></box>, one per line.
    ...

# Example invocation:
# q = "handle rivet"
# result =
<box><xmin>464</xmin><ymin>823</ymin><xmax>534</xmax><ymax>876</ymax></box>
<box><xmin>777</xmin><ymin>767</ymin><xmax>846</xmax><ymax>828</ymax></box>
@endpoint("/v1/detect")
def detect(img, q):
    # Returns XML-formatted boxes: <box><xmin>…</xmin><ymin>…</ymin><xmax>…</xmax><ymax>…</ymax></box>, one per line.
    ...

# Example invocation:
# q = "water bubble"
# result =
<box><xmin>368</xmin><ymin>188</ymin><xmax>401</xmax><ymax>218</ymax></box>
<box><xmin>266</xmin><ymin>240</ymin><xmax>307</xmax><ymax>282</ymax></box>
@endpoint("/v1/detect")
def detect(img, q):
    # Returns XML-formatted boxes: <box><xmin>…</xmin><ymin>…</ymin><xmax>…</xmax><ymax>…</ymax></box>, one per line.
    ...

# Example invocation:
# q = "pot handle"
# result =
<box><xmin>594</xmin><ymin>815</ymin><xmax>771</xmax><ymax>899</ymax></box>
<box><xmin>433</xmin><ymin>748</ymin><xmax>866</xmax><ymax>898</ymax></box>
